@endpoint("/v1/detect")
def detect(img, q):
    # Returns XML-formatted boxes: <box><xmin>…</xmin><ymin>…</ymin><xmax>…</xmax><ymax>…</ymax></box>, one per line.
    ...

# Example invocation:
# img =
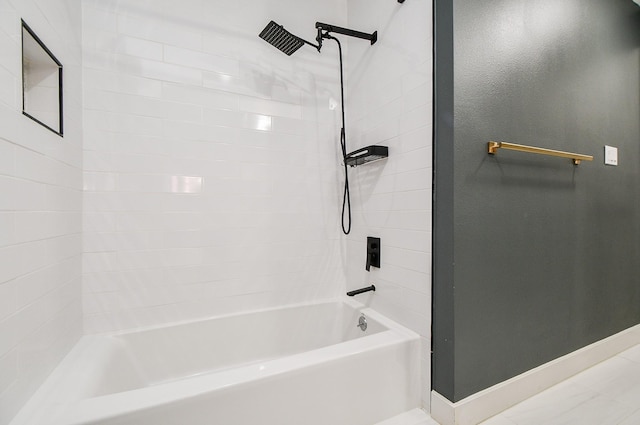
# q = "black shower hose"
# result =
<box><xmin>327</xmin><ymin>34</ymin><xmax>351</xmax><ymax>235</ymax></box>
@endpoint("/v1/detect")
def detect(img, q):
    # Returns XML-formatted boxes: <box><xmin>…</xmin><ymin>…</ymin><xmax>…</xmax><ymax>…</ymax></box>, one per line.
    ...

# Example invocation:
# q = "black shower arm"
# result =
<box><xmin>299</xmin><ymin>36</ymin><xmax>322</xmax><ymax>52</ymax></box>
<box><xmin>315</xmin><ymin>22</ymin><xmax>378</xmax><ymax>45</ymax></box>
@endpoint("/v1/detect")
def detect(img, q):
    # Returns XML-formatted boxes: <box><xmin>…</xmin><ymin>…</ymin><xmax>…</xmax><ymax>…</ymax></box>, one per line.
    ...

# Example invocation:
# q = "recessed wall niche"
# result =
<box><xmin>21</xmin><ymin>20</ymin><xmax>63</xmax><ymax>136</ymax></box>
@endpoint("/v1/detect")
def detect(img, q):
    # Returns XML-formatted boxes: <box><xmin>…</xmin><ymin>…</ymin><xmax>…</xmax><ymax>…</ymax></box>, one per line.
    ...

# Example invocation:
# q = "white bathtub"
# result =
<box><xmin>11</xmin><ymin>299</ymin><xmax>420</xmax><ymax>425</ymax></box>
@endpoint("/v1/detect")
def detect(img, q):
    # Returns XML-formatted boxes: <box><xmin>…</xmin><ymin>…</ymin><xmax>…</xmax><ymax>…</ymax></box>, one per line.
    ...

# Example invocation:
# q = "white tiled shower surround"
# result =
<box><xmin>1</xmin><ymin>0</ymin><xmax>433</xmax><ymax>423</ymax></box>
<box><xmin>81</xmin><ymin>0</ymin><xmax>349</xmax><ymax>332</ymax></box>
<box><xmin>0</xmin><ymin>1</ymin><xmax>84</xmax><ymax>424</ymax></box>
<box><xmin>81</xmin><ymin>0</ymin><xmax>432</xmax><ymax>363</ymax></box>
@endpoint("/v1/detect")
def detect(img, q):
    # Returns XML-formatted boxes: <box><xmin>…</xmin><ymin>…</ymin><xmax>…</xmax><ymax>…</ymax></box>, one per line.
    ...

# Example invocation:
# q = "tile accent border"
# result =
<box><xmin>431</xmin><ymin>323</ymin><xmax>640</xmax><ymax>425</ymax></box>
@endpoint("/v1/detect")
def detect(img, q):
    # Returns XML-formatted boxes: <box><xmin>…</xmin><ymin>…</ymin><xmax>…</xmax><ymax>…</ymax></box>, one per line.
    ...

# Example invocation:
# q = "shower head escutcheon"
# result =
<box><xmin>258</xmin><ymin>20</ymin><xmax>377</xmax><ymax>56</ymax></box>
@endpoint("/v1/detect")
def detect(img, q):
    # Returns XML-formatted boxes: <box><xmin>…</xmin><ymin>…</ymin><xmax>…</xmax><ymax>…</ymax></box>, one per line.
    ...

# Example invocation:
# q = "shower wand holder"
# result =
<box><xmin>345</xmin><ymin>145</ymin><xmax>389</xmax><ymax>167</ymax></box>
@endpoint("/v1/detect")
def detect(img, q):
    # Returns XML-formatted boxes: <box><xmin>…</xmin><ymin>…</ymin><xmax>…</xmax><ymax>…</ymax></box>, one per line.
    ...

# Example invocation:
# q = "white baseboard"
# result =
<box><xmin>431</xmin><ymin>323</ymin><xmax>640</xmax><ymax>425</ymax></box>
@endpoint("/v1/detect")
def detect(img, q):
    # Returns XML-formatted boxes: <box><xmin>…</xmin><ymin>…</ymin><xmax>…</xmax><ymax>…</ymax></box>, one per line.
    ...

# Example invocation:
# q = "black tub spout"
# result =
<box><xmin>347</xmin><ymin>285</ymin><xmax>376</xmax><ymax>297</ymax></box>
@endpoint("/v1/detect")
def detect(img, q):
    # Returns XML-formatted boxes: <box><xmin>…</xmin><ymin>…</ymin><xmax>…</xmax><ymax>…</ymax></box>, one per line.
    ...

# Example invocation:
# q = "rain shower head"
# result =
<box><xmin>259</xmin><ymin>19</ymin><xmax>381</xmax><ymax>235</ymax></box>
<box><xmin>259</xmin><ymin>21</ymin><xmax>308</xmax><ymax>56</ymax></box>
<box><xmin>259</xmin><ymin>20</ymin><xmax>378</xmax><ymax>56</ymax></box>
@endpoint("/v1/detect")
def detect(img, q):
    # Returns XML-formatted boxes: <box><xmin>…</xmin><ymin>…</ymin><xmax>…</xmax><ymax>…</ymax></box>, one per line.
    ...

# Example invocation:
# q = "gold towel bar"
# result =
<box><xmin>488</xmin><ymin>141</ymin><xmax>594</xmax><ymax>165</ymax></box>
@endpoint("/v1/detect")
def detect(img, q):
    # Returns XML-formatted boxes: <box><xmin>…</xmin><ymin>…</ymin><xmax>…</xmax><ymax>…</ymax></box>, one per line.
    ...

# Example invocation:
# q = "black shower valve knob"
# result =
<box><xmin>366</xmin><ymin>237</ymin><xmax>381</xmax><ymax>271</ymax></box>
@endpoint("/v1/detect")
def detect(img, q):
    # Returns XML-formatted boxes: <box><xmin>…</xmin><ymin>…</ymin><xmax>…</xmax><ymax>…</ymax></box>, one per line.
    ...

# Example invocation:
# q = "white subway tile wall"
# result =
<box><xmin>0</xmin><ymin>0</ymin><xmax>83</xmax><ymax>423</ymax></box>
<box><xmin>81</xmin><ymin>0</ymin><xmax>349</xmax><ymax>333</ymax></box>
<box><xmin>345</xmin><ymin>0</ymin><xmax>433</xmax><ymax>409</ymax></box>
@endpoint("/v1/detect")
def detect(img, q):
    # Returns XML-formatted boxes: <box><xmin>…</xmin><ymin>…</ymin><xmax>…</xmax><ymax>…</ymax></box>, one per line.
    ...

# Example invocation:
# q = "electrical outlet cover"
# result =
<box><xmin>604</xmin><ymin>145</ymin><xmax>618</xmax><ymax>166</ymax></box>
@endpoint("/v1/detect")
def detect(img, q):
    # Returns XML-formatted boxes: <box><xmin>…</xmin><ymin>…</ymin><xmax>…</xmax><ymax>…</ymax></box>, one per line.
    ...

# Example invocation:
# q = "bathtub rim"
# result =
<box><xmin>89</xmin><ymin>296</ymin><xmax>416</xmax><ymax>339</ymax></box>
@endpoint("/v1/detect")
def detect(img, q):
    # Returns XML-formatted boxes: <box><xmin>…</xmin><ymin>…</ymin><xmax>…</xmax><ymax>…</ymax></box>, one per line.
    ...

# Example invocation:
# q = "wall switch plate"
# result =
<box><xmin>604</xmin><ymin>145</ymin><xmax>618</xmax><ymax>166</ymax></box>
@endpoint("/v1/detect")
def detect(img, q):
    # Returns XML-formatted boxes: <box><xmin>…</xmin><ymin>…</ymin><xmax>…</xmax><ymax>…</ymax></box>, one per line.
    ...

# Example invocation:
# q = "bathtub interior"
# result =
<box><xmin>67</xmin><ymin>301</ymin><xmax>387</xmax><ymax>399</ymax></box>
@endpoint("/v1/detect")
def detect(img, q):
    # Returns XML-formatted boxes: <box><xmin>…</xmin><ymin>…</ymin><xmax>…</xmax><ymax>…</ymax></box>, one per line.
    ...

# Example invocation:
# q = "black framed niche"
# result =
<box><xmin>21</xmin><ymin>20</ymin><xmax>63</xmax><ymax>136</ymax></box>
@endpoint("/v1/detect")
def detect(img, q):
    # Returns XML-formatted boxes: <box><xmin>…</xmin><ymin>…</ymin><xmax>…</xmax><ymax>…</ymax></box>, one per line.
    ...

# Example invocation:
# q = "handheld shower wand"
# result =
<box><xmin>258</xmin><ymin>20</ymin><xmax>378</xmax><ymax>234</ymax></box>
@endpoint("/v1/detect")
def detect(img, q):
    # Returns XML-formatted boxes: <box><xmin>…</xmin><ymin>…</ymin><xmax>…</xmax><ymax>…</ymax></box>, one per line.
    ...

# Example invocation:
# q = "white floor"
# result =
<box><xmin>374</xmin><ymin>409</ymin><xmax>440</xmax><ymax>425</ymax></box>
<box><xmin>380</xmin><ymin>343</ymin><xmax>640</xmax><ymax>425</ymax></box>
<box><xmin>480</xmin><ymin>343</ymin><xmax>640</xmax><ymax>425</ymax></box>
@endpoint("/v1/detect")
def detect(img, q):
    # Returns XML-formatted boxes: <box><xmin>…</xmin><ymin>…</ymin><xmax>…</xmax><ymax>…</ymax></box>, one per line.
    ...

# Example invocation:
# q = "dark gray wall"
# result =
<box><xmin>433</xmin><ymin>0</ymin><xmax>640</xmax><ymax>402</ymax></box>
